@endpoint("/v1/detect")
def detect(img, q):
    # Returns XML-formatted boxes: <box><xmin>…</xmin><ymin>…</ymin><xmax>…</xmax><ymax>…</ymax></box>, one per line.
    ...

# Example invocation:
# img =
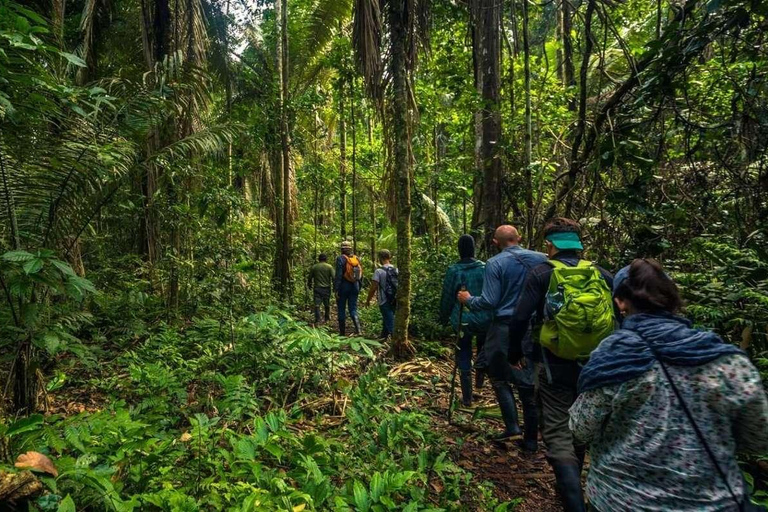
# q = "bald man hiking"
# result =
<box><xmin>458</xmin><ymin>225</ymin><xmax>546</xmax><ymax>449</ymax></box>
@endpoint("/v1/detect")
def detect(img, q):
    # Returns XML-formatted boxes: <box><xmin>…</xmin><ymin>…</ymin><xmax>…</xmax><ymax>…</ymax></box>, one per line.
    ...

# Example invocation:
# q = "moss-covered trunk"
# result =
<box><xmin>390</xmin><ymin>0</ymin><xmax>414</xmax><ymax>359</ymax></box>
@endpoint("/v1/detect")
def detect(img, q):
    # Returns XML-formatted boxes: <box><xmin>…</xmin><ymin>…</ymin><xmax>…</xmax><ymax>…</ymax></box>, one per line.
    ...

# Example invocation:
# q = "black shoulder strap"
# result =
<box><xmin>641</xmin><ymin>336</ymin><xmax>745</xmax><ymax>510</ymax></box>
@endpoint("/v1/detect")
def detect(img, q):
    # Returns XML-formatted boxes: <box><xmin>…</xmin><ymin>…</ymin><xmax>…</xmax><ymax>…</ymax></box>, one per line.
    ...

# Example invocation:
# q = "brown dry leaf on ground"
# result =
<box><xmin>14</xmin><ymin>452</ymin><xmax>58</xmax><ymax>477</ymax></box>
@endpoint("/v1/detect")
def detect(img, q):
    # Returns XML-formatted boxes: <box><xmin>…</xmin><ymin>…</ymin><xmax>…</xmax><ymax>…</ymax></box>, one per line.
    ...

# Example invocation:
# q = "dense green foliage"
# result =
<box><xmin>1</xmin><ymin>0</ymin><xmax>767</xmax><ymax>508</ymax></box>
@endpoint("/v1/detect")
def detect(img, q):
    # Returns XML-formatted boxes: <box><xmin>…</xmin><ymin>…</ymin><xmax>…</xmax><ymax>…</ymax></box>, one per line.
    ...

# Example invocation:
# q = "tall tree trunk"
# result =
<box><xmin>563</xmin><ymin>0</ymin><xmax>596</xmax><ymax>216</ymax></box>
<box><xmin>351</xmin><ymin>77</ymin><xmax>358</xmax><ymax>254</ymax></box>
<box><xmin>279</xmin><ymin>0</ymin><xmax>292</xmax><ymax>298</ymax></box>
<box><xmin>471</xmin><ymin>2</ymin><xmax>483</xmax><ymax>236</ymax></box>
<box><xmin>389</xmin><ymin>0</ymin><xmax>414</xmax><ymax>359</ymax></box>
<box><xmin>368</xmin><ymin>107</ymin><xmax>377</xmax><ymax>263</ymax></box>
<box><xmin>338</xmin><ymin>78</ymin><xmax>348</xmax><ymax>239</ymax></box>
<box><xmin>562</xmin><ymin>0</ymin><xmax>576</xmax><ymax>110</ymax></box>
<box><xmin>272</xmin><ymin>0</ymin><xmax>292</xmax><ymax>297</ymax></box>
<box><xmin>475</xmin><ymin>0</ymin><xmax>504</xmax><ymax>253</ymax></box>
<box><xmin>313</xmin><ymin>109</ymin><xmax>319</xmax><ymax>259</ymax></box>
<box><xmin>523</xmin><ymin>0</ymin><xmax>534</xmax><ymax>241</ymax></box>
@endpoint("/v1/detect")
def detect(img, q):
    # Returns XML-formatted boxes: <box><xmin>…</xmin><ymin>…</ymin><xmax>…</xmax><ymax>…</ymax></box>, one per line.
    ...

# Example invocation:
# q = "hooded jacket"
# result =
<box><xmin>439</xmin><ymin>259</ymin><xmax>492</xmax><ymax>333</ymax></box>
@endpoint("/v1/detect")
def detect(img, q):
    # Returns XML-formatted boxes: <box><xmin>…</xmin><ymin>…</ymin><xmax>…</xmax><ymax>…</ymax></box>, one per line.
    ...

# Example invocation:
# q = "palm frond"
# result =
<box><xmin>352</xmin><ymin>0</ymin><xmax>383</xmax><ymax>103</ymax></box>
<box><xmin>145</xmin><ymin>124</ymin><xmax>240</xmax><ymax>166</ymax></box>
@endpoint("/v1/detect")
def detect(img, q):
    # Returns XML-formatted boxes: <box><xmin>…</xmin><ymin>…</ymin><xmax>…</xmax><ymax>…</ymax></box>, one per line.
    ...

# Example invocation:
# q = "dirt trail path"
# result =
<box><xmin>389</xmin><ymin>357</ymin><xmax>562</xmax><ymax>511</ymax></box>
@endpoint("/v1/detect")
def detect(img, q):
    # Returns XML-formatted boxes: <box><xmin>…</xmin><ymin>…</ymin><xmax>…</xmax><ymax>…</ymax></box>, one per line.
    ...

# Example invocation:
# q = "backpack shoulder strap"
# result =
<box><xmin>548</xmin><ymin>259</ymin><xmax>568</xmax><ymax>269</ymax></box>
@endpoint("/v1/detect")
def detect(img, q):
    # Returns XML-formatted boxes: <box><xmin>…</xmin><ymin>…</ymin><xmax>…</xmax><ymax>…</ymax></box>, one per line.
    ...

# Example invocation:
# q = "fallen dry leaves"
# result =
<box><xmin>14</xmin><ymin>452</ymin><xmax>58</xmax><ymax>477</ymax></box>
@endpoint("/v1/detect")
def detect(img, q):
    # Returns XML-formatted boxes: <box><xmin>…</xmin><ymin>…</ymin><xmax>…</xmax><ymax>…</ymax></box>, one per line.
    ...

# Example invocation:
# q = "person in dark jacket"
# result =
<box><xmin>571</xmin><ymin>259</ymin><xmax>768</xmax><ymax>511</ymax></box>
<box><xmin>439</xmin><ymin>235</ymin><xmax>492</xmax><ymax>406</ymax></box>
<box><xmin>457</xmin><ymin>225</ymin><xmax>547</xmax><ymax>445</ymax></box>
<box><xmin>507</xmin><ymin>217</ymin><xmax>614</xmax><ymax>512</ymax></box>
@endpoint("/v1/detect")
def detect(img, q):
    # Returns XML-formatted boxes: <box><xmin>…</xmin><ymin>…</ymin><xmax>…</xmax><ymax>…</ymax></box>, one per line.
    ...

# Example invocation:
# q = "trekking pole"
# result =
<box><xmin>447</xmin><ymin>284</ymin><xmax>466</xmax><ymax>424</ymax></box>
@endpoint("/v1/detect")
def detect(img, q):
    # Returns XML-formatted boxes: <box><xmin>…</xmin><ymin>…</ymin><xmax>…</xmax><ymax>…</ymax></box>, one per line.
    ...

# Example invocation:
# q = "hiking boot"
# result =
<box><xmin>475</xmin><ymin>368</ymin><xmax>485</xmax><ymax>389</ymax></box>
<box><xmin>515</xmin><ymin>438</ymin><xmax>538</xmax><ymax>453</ymax></box>
<box><xmin>352</xmin><ymin>316</ymin><xmax>362</xmax><ymax>336</ymax></box>
<box><xmin>552</xmin><ymin>463</ymin><xmax>586</xmax><ymax>512</ymax></box>
<box><xmin>459</xmin><ymin>371</ymin><xmax>473</xmax><ymax>407</ymax></box>
<box><xmin>490</xmin><ymin>427</ymin><xmax>523</xmax><ymax>441</ymax></box>
<box><xmin>491</xmin><ymin>380</ymin><xmax>521</xmax><ymax>437</ymax></box>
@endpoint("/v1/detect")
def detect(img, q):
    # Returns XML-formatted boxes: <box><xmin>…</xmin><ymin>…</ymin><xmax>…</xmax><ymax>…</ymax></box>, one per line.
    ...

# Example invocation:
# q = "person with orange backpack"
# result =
<box><xmin>334</xmin><ymin>240</ymin><xmax>363</xmax><ymax>336</ymax></box>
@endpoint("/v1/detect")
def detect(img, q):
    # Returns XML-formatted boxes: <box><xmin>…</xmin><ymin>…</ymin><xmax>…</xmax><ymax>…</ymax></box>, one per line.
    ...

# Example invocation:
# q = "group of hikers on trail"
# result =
<box><xmin>439</xmin><ymin>218</ymin><xmax>768</xmax><ymax>512</ymax></box>
<box><xmin>307</xmin><ymin>219</ymin><xmax>768</xmax><ymax>510</ymax></box>
<box><xmin>307</xmin><ymin>240</ymin><xmax>399</xmax><ymax>339</ymax></box>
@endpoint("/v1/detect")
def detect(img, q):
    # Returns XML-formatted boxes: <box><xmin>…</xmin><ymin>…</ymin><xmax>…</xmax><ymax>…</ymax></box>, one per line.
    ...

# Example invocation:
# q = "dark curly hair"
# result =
<box><xmin>543</xmin><ymin>217</ymin><xmax>581</xmax><ymax>238</ymax></box>
<box><xmin>614</xmin><ymin>258</ymin><xmax>682</xmax><ymax>313</ymax></box>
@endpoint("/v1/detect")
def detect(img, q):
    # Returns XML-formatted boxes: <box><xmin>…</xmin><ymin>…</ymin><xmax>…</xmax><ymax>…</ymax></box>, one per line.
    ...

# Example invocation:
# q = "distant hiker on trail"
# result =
<box><xmin>507</xmin><ymin>217</ymin><xmax>615</xmax><ymax>512</ymax></box>
<box><xmin>571</xmin><ymin>259</ymin><xmax>768</xmax><ymax>512</ymax></box>
<box><xmin>439</xmin><ymin>234</ymin><xmax>492</xmax><ymax>407</ymax></box>
<box><xmin>457</xmin><ymin>225</ymin><xmax>546</xmax><ymax>445</ymax></box>
<box><xmin>365</xmin><ymin>249</ymin><xmax>398</xmax><ymax>340</ymax></box>
<box><xmin>307</xmin><ymin>253</ymin><xmax>335</xmax><ymax>325</ymax></box>
<box><xmin>334</xmin><ymin>241</ymin><xmax>363</xmax><ymax>336</ymax></box>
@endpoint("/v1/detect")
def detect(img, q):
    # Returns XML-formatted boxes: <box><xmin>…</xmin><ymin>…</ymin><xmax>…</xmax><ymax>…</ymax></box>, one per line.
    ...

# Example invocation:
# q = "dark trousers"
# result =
<box><xmin>457</xmin><ymin>331</ymin><xmax>486</xmax><ymax>372</ymax></box>
<box><xmin>313</xmin><ymin>287</ymin><xmax>331</xmax><ymax>324</ymax></box>
<box><xmin>484</xmin><ymin>319</ymin><xmax>538</xmax><ymax>437</ymax></box>
<box><xmin>337</xmin><ymin>281</ymin><xmax>359</xmax><ymax>331</ymax></box>
<box><xmin>379</xmin><ymin>302</ymin><xmax>395</xmax><ymax>337</ymax></box>
<box><xmin>535</xmin><ymin>359</ymin><xmax>586</xmax><ymax>467</ymax></box>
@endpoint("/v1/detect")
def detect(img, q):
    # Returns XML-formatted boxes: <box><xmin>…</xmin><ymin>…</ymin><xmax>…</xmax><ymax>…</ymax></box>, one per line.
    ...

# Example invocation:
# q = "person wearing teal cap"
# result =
<box><xmin>545</xmin><ymin>231</ymin><xmax>584</xmax><ymax>251</ymax></box>
<box><xmin>506</xmin><ymin>217</ymin><xmax>616</xmax><ymax>512</ymax></box>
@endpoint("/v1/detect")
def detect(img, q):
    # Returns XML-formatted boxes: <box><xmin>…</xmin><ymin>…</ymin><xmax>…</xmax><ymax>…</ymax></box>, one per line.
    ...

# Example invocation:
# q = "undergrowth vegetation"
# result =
<box><xmin>1</xmin><ymin>306</ymin><xmax>512</xmax><ymax>511</ymax></box>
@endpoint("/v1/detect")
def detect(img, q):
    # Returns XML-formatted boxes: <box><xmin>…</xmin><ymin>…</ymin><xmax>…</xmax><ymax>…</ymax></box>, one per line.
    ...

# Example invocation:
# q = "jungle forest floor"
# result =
<box><xmin>308</xmin><ymin>308</ymin><xmax>564</xmax><ymax>510</ymax></box>
<box><xmin>388</xmin><ymin>357</ymin><xmax>562</xmax><ymax>512</ymax></box>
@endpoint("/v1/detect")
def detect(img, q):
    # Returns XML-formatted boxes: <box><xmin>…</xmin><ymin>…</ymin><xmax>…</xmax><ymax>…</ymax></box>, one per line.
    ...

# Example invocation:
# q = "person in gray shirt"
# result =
<box><xmin>365</xmin><ymin>249</ymin><xmax>398</xmax><ymax>340</ymax></box>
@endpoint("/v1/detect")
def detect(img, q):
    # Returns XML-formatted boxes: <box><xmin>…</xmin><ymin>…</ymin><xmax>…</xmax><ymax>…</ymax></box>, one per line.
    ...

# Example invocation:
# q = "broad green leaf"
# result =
<box><xmin>3</xmin><ymin>250</ymin><xmax>34</xmax><ymax>262</ymax></box>
<box><xmin>52</xmin><ymin>260</ymin><xmax>76</xmax><ymax>277</ymax></box>
<box><xmin>57</xmin><ymin>495</ymin><xmax>75</xmax><ymax>512</ymax></box>
<box><xmin>23</xmin><ymin>258</ymin><xmax>43</xmax><ymax>274</ymax></box>
<box><xmin>369</xmin><ymin>472</ymin><xmax>384</xmax><ymax>502</ymax></box>
<box><xmin>7</xmin><ymin>414</ymin><xmax>43</xmax><ymax>436</ymax></box>
<box><xmin>59</xmin><ymin>52</ymin><xmax>86</xmax><ymax>68</ymax></box>
<box><xmin>352</xmin><ymin>480</ymin><xmax>370</xmax><ymax>512</ymax></box>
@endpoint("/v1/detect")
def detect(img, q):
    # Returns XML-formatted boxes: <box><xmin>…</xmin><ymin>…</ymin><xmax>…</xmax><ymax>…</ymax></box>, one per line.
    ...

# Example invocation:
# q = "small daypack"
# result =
<box><xmin>343</xmin><ymin>255</ymin><xmax>363</xmax><ymax>283</ymax></box>
<box><xmin>382</xmin><ymin>266</ymin><xmax>398</xmax><ymax>305</ymax></box>
<box><xmin>537</xmin><ymin>260</ymin><xmax>614</xmax><ymax>360</ymax></box>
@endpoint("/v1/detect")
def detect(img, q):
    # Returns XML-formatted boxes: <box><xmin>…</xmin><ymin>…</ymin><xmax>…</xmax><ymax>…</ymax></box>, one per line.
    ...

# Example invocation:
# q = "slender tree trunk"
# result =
<box><xmin>313</xmin><ymin>109</ymin><xmax>319</xmax><ymax>259</ymax></box>
<box><xmin>390</xmin><ymin>0</ymin><xmax>414</xmax><ymax>359</ymax></box>
<box><xmin>434</xmin><ymin>124</ymin><xmax>443</xmax><ymax>248</ymax></box>
<box><xmin>523</xmin><ymin>0</ymin><xmax>534</xmax><ymax>240</ymax></box>
<box><xmin>368</xmin><ymin>108</ymin><xmax>377</xmax><ymax>263</ymax></box>
<box><xmin>470</xmin><ymin>1</ymin><xmax>483</xmax><ymax>235</ymax></box>
<box><xmin>351</xmin><ymin>78</ymin><xmax>358</xmax><ymax>254</ymax></box>
<box><xmin>562</xmin><ymin>0</ymin><xmax>576</xmax><ymax>110</ymax></box>
<box><xmin>475</xmin><ymin>0</ymin><xmax>504</xmax><ymax>253</ymax></box>
<box><xmin>338</xmin><ymin>78</ymin><xmax>348</xmax><ymax>239</ymax></box>
<box><xmin>272</xmin><ymin>0</ymin><xmax>292</xmax><ymax>298</ymax></box>
<box><xmin>563</xmin><ymin>0</ymin><xmax>596</xmax><ymax>216</ymax></box>
<box><xmin>280</xmin><ymin>0</ymin><xmax>292</xmax><ymax>299</ymax></box>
